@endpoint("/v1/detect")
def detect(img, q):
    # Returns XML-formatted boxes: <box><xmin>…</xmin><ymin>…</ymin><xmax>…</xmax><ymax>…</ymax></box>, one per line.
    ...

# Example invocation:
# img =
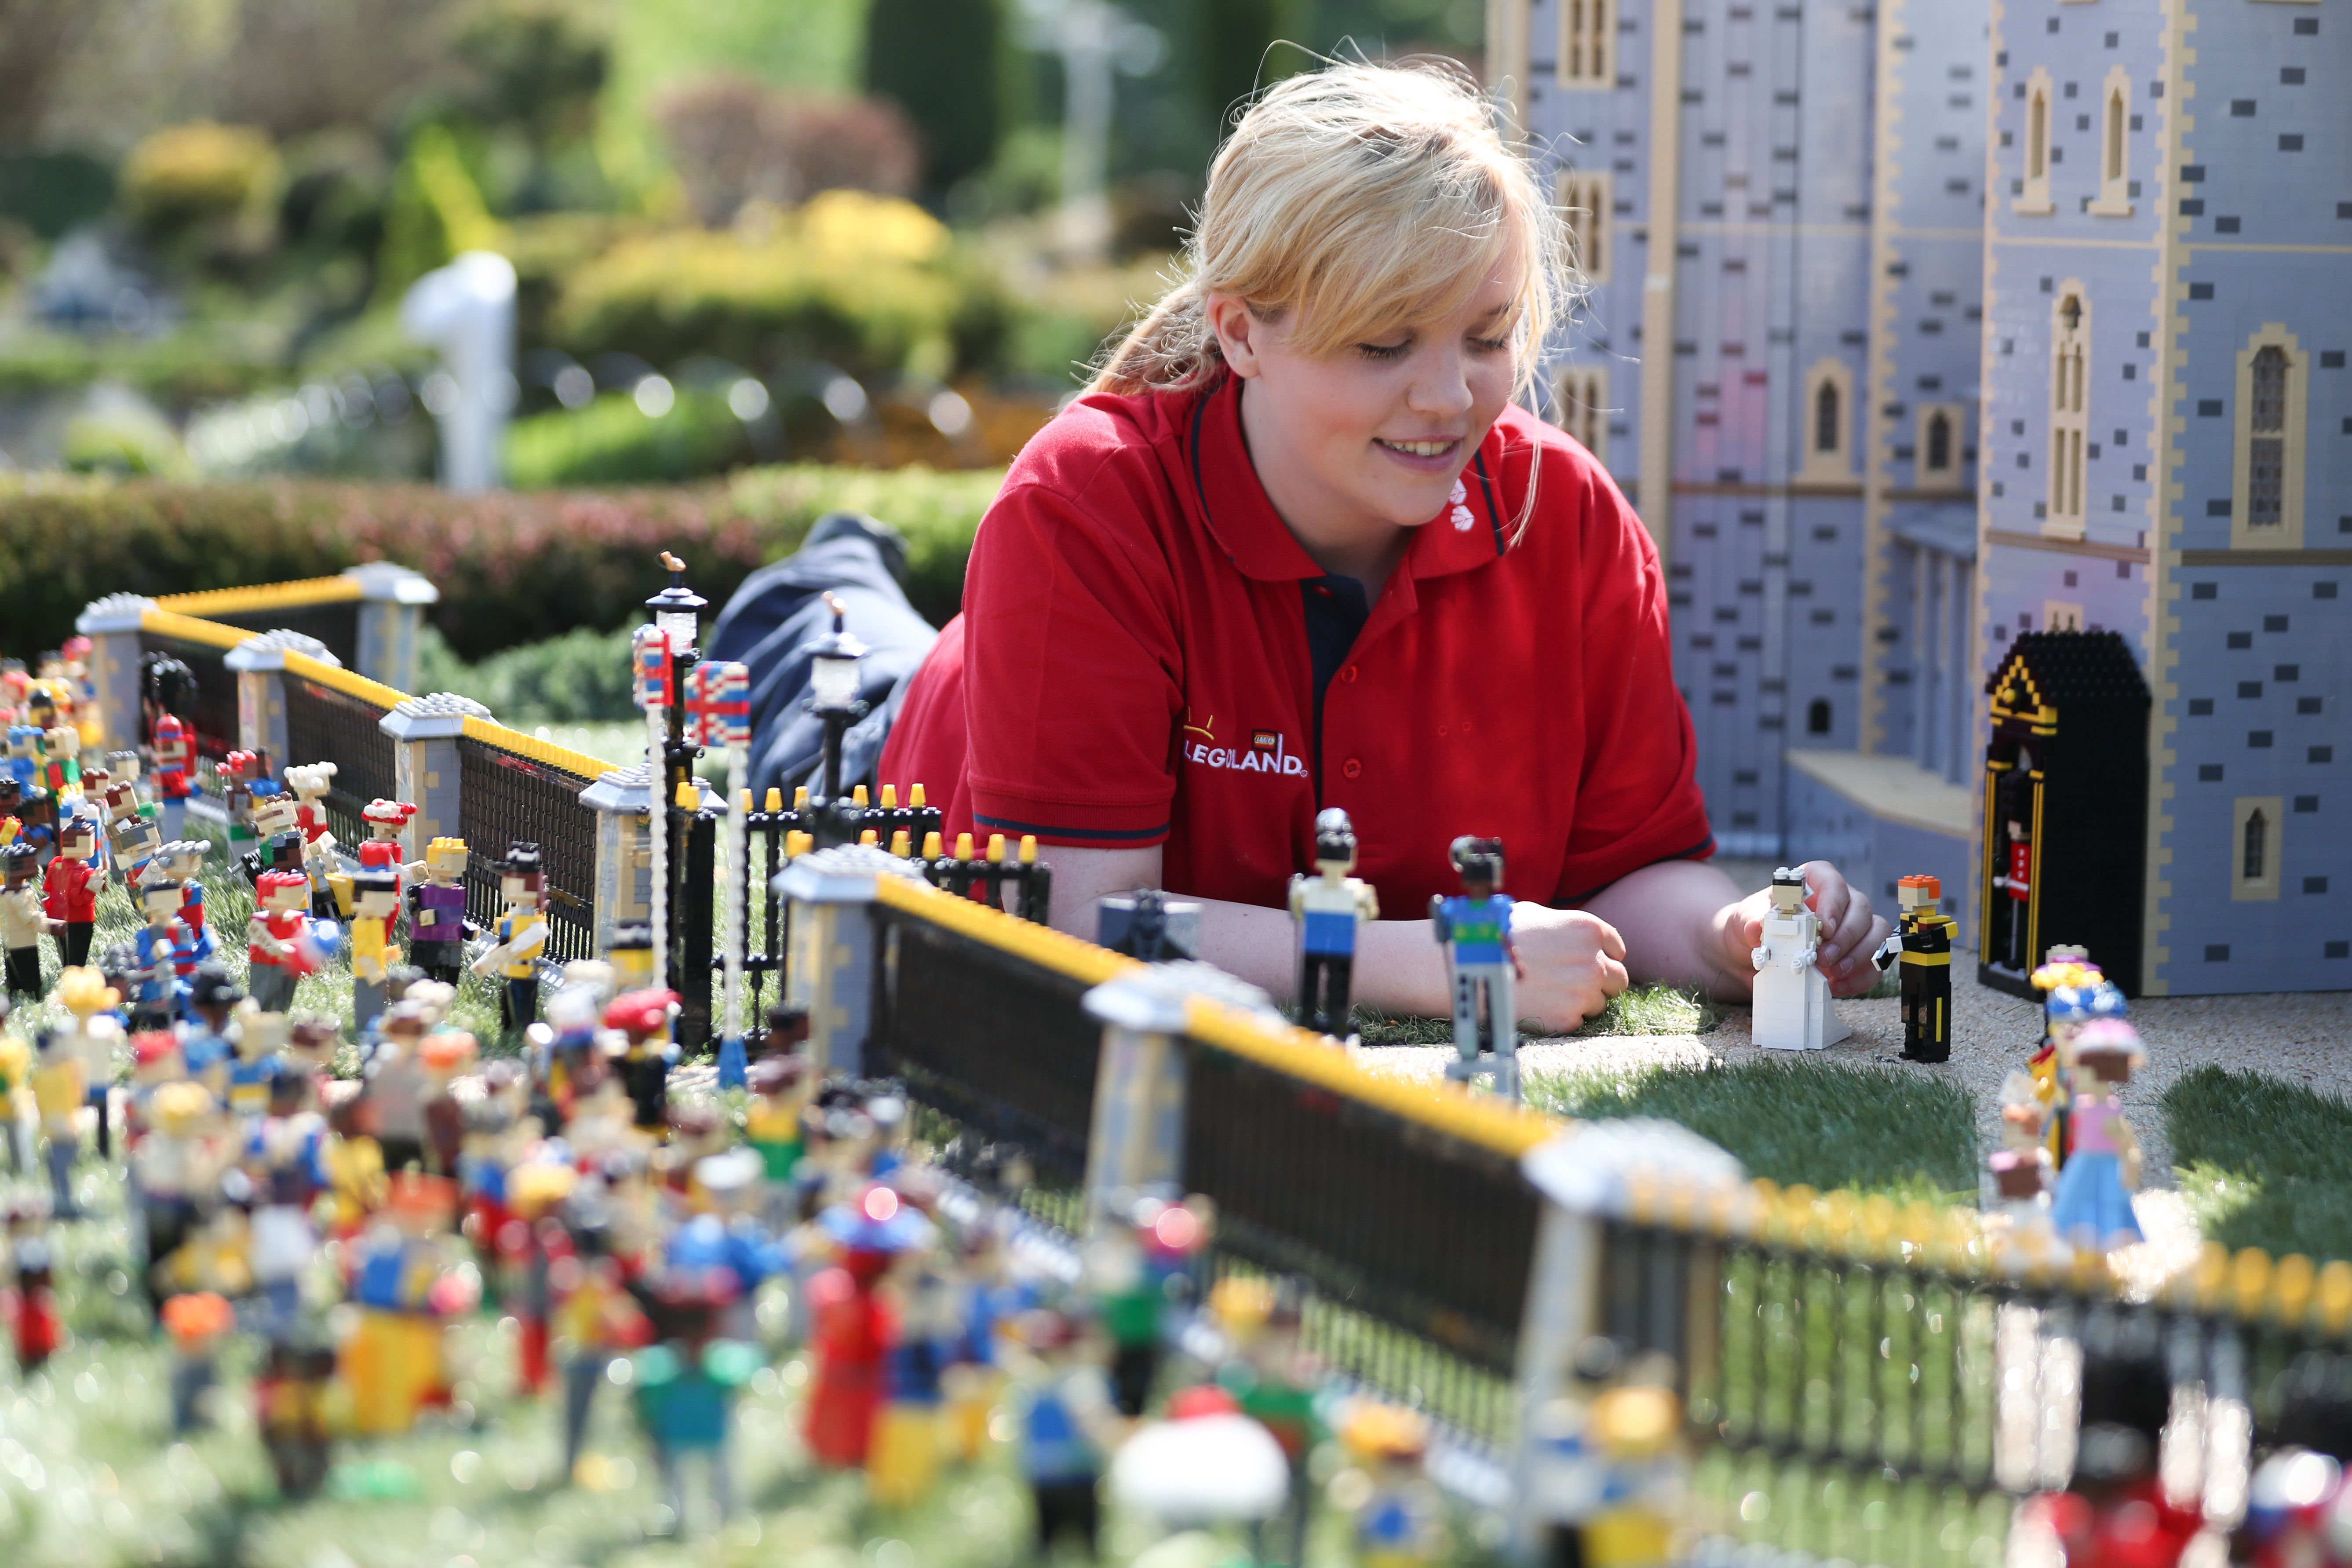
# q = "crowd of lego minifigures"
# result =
<box><xmin>1980</xmin><ymin>944</ymin><xmax>2149</xmax><ymax>1258</ymax></box>
<box><xmin>0</xmin><ymin>617</ymin><xmax>1488</xmax><ymax>1560</ymax></box>
<box><xmin>0</xmin><ymin>947</ymin><xmax>1498</xmax><ymax>1563</ymax></box>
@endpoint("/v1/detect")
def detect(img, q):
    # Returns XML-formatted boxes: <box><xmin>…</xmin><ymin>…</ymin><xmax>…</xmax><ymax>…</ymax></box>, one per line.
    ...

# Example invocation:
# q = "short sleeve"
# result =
<box><xmin>959</xmin><ymin>465</ymin><xmax>1186</xmax><ymax>844</ymax></box>
<box><xmin>1554</xmin><ymin>458</ymin><xmax>1716</xmax><ymax>903</ymax></box>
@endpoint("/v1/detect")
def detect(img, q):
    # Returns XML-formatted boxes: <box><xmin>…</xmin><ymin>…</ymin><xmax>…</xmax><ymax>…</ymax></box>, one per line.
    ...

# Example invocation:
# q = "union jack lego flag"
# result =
<box><xmin>632</xmin><ymin>625</ymin><xmax>672</xmax><ymax>710</ymax></box>
<box><xmin>685</xmin><ymin>660</ymin><xmax>751</xmax><ymax>748</ymax></box>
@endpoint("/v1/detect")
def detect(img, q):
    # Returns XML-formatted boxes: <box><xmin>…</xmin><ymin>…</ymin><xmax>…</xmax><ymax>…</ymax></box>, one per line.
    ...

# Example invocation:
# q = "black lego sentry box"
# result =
<box><xmin>1978</xmin><ymin>628</ymin><xmax>2152</xmax><ymax>998</ymax></box>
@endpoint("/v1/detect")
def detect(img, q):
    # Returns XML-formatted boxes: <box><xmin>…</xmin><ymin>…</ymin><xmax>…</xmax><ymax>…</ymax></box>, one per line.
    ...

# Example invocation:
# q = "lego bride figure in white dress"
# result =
<box><xmin>1750</xmin><ymin>868</ymin><xmax>1849</xmax><ymax>1050</ymax></box>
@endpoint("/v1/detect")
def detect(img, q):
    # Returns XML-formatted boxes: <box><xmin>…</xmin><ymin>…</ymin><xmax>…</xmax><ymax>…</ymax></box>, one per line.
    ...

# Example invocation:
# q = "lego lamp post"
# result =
<box><xmin>632</xmin><ymin>624</ymin><xmax>673</xmax><ymax>995</ymax></box>
<box><xmin>641</xmin><ymin>550</ymin><xmax>708</xmax><ymax>999</ymax></box>
<box><xmin>807</xmin><ymin>592</ymin><xmax>868</xmax><ymax>841</ymax></box>
<box><xmin>686</xmin><ymin>660</ymin><xmax>753</xmax><ymax>1089</ymax></box>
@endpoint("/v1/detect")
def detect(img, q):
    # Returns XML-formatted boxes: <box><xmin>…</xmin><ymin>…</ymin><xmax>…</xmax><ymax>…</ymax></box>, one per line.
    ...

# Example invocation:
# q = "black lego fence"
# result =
<box><xmin>869</xmin><ymin>900</ymin><xmax>1108</xmax><ymax>1180</ymax></box>
<box><xmin>1186</xmin><ymin>1045</ymin><xmax>1537</xmax><ymax>1378</ymax></box>
<box><xmin>1581</xmin><ymin>1193</ymin><xmax>2352</xmax><ymax>1562</ymax></box>
<box><xmin>142</xmin><ymin>631</ymin><xmax>239</xmax><ymax>762</ymax></box>
<box><xmin>281</xmin><ymin>674</ymin><xmax>399</xmax><ymax>846</ymax></box>
<box><xmin>198</xmin><ymin>599</ymin><xmax>362</xmax><ymax>671</ymax></box>
<box><xmin>454</xmin><ymin>732</ymin><xmax>600</xmax><ymax>966</ymax></box>
<box><xmin>863</xmin><ymin>886</ymin><xmax>1540</xmax><ymax>1447</ymax></box>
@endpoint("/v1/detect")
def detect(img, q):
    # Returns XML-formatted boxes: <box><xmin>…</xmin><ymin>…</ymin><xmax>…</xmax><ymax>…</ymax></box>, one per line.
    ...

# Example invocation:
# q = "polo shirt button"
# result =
<box><xmin>1343</xmin><ymin>758</ymin><xmax>1362</xmax><ymax>779</ymax></box>
<box><xmin>1341</xmin><ymin>664</ymin><xmax>1359</xmax><ymax>684</ymax></box>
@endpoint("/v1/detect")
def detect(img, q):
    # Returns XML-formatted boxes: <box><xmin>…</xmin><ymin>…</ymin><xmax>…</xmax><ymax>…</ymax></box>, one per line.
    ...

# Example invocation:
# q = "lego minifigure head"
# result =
<box><xmin>56</xmin><ymin>817</ymin><xmax>94</xmax><ymax>862</ymax></box>
<box><xmin>140</xmin><ymin>877</ymin><xmax>184</xmax><ymax>925</ymax></box>
<box><xmin>288</xmin><ymin>1014</ymin><xmax>340</xmax><ymax>1067</ymax></box>
<box><xmin>1997</xmin><ymin>1069</ymin><xmax>2047</xmax><ymax>1151</ymax></box>
<box><xmin>501</xmin><ymin>842</ymin><xmax>544</xmax><ymax>908</ymax></box>
<box><xmin>251</xmin><ymin>795</ymin><xmax>299</xmax><ymax>838</ymax></box>
<box><xmin>152</xmin><ymin>1080</ymin><xmax>217</xmax><ymax>1138</ymax></box>
<box><xmin>761</xmin><ymin>1000</ymin><xmax>810</xmax><ymax>1059</ymax></box>
<box><xmin>283</xmin><ymin>761</ymin><xmax>336</xmax><ymax>802</ymax></box>
<box><xmin>152</xmin><ymin>713</ymin><xmax>188</xmax><ymax>757</ymax></box>
<box><xmin>43</xmin><ymin>726</ymin><xmax>77</xmax><ymax>763</ymax></box>
<box><xmin>1768</xmin><ymin>866</ymin><xmax>1807</xmax><ymax>916</ymax></box>
<box><xmin>606</xmin><ymin>923</ymin><xmax>653</xmax><ymax>992</ymax></box>
<box><xmin>418</xmin><ymin>1030</ymin><xmax>478</xmax><ymax>1081</ymax></box>
<box><xmin>106</xmin><ymin>750</ymin><xmax>139</xmax><ymax>786</ymax></box>
<box><xmin>112</xmin><ymin>813</ymin><xmax>160</xmax><ymax>868</ymax></box>
<box><xmin>258</xmin><ymin>869</ymin><xmax>310</xmax><ymax>915</ymax></box>
<box><xmin>1313</xmin><ymin>806</ymin><xmax>1357</xmax><ymax>875</ymax></box>
<box><xmin>1896</xmin><ymin>873</ymin><xmax>1940</xmax><ymax>915</ymax></box>
<box><xmin>267</xmin><ymin>1066</ymin><xmax>312</xmax><ymax>1117</ymax></box>
<box><xmin>748</xmin><ymin>1054</ymin><xmax>810</xmax><ymax>1106</ymax></box>
<box><xmin>157</xmin><ymin>838</ymin><xmax>205</xmax><ymax>881</ymax></box>
<box><xmin>132</xmin><ymin>1030</ymin><xmax>183</xmax><ymax>1084</ymax></box>
<box><xmin>1</xmin><ymin>841</ymin><xmax>34</xmax><ymax>889</ymax></box>
<box><xmin>604</xmin><ymin>988</ymin><xmax>678</xmax><ymax>1047</ymax></box>
<box><xmin>352</xmin><ymin>870</ymin><xmax>398</xmax><ymax>920</ymax></box>
<box><xmin>1448</xmin><ymin>834</ymin><xmax>1505</xmax><ymax>897</ymax></box>
<box><xmin>240</xmin><ymin>1009</ymin><xmax>289</xmax><ymax>1063</ymax></box>
<box><xmin>2072</xmin><ymin>1018</ymin><xmax>2144</xmax><ymax>1090</ymax></box>
<box><xmin>424</xmin><ymin>837</ymin><xmax>467</xmax><ymax>884</ymax></box>
<box><xmin>6</xmin><ymin>725</ymin><xmax>36</xmax><ymax>760</ymax></box>
<box><xmin>361</xmin><ymin>798</ymin><xmax>416</xmax><ymax>843</ymax></box>
<box><xmin>1340</xmin><ymin>1401</ymin><xmax>1430</xmax><ymax>1472</ymax></box>
<box><xmin>187</xmin><ymin>964</ymin><xmax>245</xmax><ymax>1029</ymax></box>
<box><xmin>55</xmin><ymin>963</ymin><xmax>120</xmax><ymax>1021</ymax></box>
<box><xmin>2047</xmin><ymin>980</ymin><xmax>2127</xmax><ymax>1061</ymax></box>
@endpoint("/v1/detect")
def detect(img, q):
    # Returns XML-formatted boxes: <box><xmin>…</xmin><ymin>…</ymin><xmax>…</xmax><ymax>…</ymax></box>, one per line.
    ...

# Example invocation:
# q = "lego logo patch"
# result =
<box><xmin>1251</xmin><ymin>729</ymin><xmax>1279</xmax><ymax>751</ymax></box>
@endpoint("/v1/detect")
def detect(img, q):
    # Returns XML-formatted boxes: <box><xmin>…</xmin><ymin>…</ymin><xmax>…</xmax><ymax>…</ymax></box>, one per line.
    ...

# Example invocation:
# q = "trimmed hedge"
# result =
<box><xmin>0</xmin><ymin>464</ymin><xmax>1003</xmax><ymax>663</ymax></box>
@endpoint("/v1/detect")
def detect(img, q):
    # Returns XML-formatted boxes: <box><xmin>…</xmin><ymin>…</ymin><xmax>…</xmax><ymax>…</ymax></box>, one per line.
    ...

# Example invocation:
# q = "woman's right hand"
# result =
<box><xmin>1506</xmin><ymin>901</ymin><xmax>1630</xmax><ymax>1031</ymax></box>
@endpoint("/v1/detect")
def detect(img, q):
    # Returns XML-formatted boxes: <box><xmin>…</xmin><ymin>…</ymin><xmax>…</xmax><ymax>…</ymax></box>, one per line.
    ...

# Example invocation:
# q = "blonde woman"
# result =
<box><xmin>729</xmin><ymin>62</ymin><xmax>1888</xmax><ymax>1028</ymax></box>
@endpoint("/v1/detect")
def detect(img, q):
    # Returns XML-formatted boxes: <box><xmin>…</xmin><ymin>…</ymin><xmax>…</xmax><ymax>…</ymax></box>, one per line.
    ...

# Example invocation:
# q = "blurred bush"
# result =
<box><xmin>656</xmin><ymin>76</ymin><xmax>918</xmax><ymax>225</ymax></box>
<box><xmin>412</xmin><ymin>622</ymin><xmax>637</xmax><ymax>722</ymax></box>
<box><xmin>60</xmin><ymin>406</ymin><xmax>192</xmax><ymax>479</ymax></box>
<box><xmin>376</xmin><ymin>124</ymin><xmax>506</xmax><ymax>297</ymax></box>
<box><xmin>0</xmin><ymin>463</ymin><xmax>1002</xmax><ymax>661</ymax></box>
<box><xmin>504</xmin><ymin>387</ymin><xmax>749</xmax><ymax>489</ymax></box>
<box><xmin>549</xmin><ymin>190</ymin><xmax>1010</xmax><ymax>381</ymax></box>
<box><xmin>119</xmin><ymin>122</ymin><xmax>282</xmax><ymax>265</ymax></box>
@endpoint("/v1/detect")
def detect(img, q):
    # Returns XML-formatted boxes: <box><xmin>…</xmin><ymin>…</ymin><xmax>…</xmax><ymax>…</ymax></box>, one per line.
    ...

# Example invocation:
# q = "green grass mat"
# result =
<box><xmin>1529</xmin><ymin>1059</ymin><xmax>1980</xmax><ymax>1204</ymax></box>
<box><xmin>1353</xmin><ymin>981</ymin><xmax>1716</xmax><ymax>1047</ymax></box>
<box><xmin>2165</xmin><ymin>1064</ymin><xmax>2352</xmax><ymax>1262</ymax></box>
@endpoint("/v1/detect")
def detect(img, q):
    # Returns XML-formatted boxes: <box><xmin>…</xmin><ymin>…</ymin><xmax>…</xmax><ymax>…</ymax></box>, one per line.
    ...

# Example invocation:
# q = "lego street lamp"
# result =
<box><xmin>640</xmin><ymin>550</ymin><xmax>707</xmax><ymax>1009</ymax></box>
<box><xmin>807</xmin><ymin>591</ymin><xmax>868</xmax><ymax>808</ymax></box>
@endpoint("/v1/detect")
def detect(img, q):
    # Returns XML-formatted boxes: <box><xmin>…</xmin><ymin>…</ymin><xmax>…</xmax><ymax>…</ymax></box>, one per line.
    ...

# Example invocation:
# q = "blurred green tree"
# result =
<box><xmin>863</xmin><ymin>0</ymin><xmax>1007</xmax><ymax>203</ymax></box>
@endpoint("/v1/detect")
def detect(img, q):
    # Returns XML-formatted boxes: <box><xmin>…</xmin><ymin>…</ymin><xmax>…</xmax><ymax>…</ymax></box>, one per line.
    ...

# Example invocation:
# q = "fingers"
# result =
<box><xmin>1592</xmin><ymin>915</ymin><xmax>1628</xmax><ymax>963</ymax></box>
<box><xmin>1825</xmin><ymin>914</ymin><xmax>1894</xmax><ymax>997</ymax></box>
<box><xmin>1826</xmin><ymin>889</ymin><xmax>1875</xmax><ymax>969</ymax></box>
<box><xmin>1597</xmin><ymin>949</ymin><xmax>1630</xmax><ymax>997</ymax></box>
<box><xmin>1803</xmin><ymin>862</ymin><xmax>1854</xmax><ymax>963</ymax></box>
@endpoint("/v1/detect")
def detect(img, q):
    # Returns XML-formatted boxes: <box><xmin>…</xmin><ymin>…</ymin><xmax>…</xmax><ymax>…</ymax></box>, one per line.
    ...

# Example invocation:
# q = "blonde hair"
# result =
<box><xmin>1091</xmin><ymin>61</ymin><xmax>1571</xmax><ymax>401</ymax></box>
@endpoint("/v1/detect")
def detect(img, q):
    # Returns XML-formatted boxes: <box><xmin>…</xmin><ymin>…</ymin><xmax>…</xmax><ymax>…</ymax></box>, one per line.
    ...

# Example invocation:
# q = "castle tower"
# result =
<box><xmin>1977</xmin><ymin>0</ymin><xmax>2349</xmax><ymax>994</ymax></box>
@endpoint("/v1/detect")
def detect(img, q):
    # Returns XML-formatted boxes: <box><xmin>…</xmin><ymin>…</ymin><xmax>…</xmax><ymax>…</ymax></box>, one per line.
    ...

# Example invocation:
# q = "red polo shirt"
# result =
<box><xmin>877</xmin><ymin>372</ymin><xmax>1713</xmax><ymax>914</ymax></box>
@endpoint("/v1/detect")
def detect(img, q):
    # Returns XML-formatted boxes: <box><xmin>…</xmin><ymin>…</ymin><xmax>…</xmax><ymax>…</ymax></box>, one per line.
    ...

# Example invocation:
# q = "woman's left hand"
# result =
<box><xmin>1718</xmin><ymin>861</ymin><xmax>1891</xmax><ymax>999</ymax></box>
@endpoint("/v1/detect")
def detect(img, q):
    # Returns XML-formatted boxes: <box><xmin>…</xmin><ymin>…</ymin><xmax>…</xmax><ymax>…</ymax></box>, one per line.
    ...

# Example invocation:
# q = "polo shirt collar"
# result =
<box><xmin>1185</xmin><ymin>373</ymin><xmax>1512</xmax><ymax>587</ymax></box>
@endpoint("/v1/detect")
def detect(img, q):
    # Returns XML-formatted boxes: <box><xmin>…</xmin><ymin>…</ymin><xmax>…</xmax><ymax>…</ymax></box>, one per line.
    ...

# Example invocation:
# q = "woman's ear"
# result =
<box><xmin>1203</xmin><ymin>292</ymin><xmax>1266</xmax><ymax>380</ymax></box>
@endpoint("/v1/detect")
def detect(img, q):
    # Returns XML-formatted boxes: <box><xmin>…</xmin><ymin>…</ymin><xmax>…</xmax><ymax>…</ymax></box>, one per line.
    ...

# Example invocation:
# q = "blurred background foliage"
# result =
<box><xmin>0</xmin><ymin>0</ymin><xmax>1484</xmax><ymax>482</ymax></box>
<box><xmin>0</xmin><ymin>0</ymin><xmax>1484</xmax><ymax>664</ymax></box>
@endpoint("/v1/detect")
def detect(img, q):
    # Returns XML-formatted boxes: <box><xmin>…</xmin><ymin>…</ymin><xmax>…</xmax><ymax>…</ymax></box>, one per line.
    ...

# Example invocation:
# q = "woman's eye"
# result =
<box><xmin>1356</xmin><ymin>340</ymin><xmax>1411</xmax><ymax>361</ymax></box>
<box><xmin>1469</xmin><ymin>335</ymin><xmax>1513</xmax><ymax>354</ymax></box>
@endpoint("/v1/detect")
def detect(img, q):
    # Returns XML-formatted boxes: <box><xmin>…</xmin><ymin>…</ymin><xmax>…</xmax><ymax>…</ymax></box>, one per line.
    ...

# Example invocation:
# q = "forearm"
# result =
<box><xmin>1578</xmin><ymin>859</ymin><xmax>1751</xmax><ymax>1000</ymax></box>
<box><xmin>1043</xmin><ymin>842</ymin><xmax>1451</xmax><ymax>1012</ymax></box>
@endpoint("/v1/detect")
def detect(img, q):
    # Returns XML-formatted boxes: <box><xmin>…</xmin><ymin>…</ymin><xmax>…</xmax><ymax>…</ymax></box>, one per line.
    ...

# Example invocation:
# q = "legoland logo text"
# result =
<box><xmin>1186</xmin><ymin>727</ymin><xmax>1307</xmax><ymax>777</ymax></box>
